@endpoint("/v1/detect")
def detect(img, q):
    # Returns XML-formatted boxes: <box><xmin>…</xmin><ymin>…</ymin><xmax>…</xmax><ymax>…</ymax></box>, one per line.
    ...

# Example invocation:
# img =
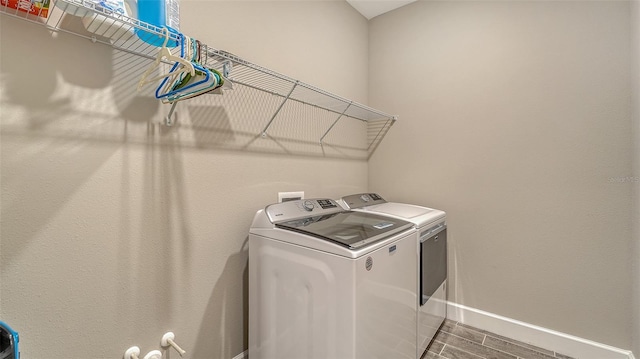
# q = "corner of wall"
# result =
<box><xmin>632</xmin><ymin>0</ymin><xmax>640</xmax><ymax>356</ymax></box>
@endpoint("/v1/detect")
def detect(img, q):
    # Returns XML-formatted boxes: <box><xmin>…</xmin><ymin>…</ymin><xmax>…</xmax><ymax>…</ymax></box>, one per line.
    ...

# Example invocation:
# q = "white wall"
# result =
<box><xmin>369</xmin><ymin>0</ymin><xmax>634</xmax><ymax>350</ymax></box>
<box><xmin>0</xmin><ymin>1</ymin><xmax>369</xmax><ymax>358</ymax></box>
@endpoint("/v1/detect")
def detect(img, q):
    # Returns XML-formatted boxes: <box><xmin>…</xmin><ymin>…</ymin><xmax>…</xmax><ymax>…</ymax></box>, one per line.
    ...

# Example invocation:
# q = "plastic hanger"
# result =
<box><xmin>166</xmin><ymin>42</ymin><xmax>229</xmax><ymax>102</ymax></box>
<box><xmin>156</xmin><ymin>36</ymin><xmax>224</xmax><ymax>103</ymax></box>
<box><xmin>161</xmin><ymin>67</ymin><xmax>224</xmax><ymax>103</ymax></box>
<box><xmin>159</xmin><ymin>63</ymin><xmax>219</xmax><ymax>103</ymax></box>
<box><xmin>153</xmin><ymin>35</ymin><xmax>207</xmax><ymax>99</ymax></box>
<box><xmin>156</xmin><ymin>54</ymin><xmax>218</xmax><ymax>102</ymax></box>
<box><xmin>163</xmin><ymin>46</ymin><xmax>226</xmax><ymax>102</ymax></box>
<box><xmin>137</xmin><ymin>28</ymin><xmax>195</xmax><ymax>92</ymax></box>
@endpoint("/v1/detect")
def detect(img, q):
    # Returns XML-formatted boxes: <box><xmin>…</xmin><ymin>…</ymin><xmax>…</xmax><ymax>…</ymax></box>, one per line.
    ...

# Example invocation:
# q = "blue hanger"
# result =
<box><xmin>156</xmin><ymin>36</ymin><xmax>222</xmax><ymax>103</ymax></box>
<box><xmin>137</xmin><ymin>27</ymin><xmax>195</xmax><ymax>92</ymax></box>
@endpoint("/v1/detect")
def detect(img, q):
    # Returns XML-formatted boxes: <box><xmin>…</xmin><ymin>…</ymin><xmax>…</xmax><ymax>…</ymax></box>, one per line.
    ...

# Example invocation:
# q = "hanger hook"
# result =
<box><xmin>161</xmin><ymin>26</ymin><xmax>170</xmax><ymax>48</ymax></box>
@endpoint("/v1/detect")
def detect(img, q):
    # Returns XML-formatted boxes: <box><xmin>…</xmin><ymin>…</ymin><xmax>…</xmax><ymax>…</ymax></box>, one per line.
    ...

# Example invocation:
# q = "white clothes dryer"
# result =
<box><xmin>337</xmin><ymin>193</ymin><xmax>447</xmax><ymax>359</ymax></box>
<box><xmin>249</xmin><ymin>198</ymin><xmax>418</xmax><ymax>359</ymax></box>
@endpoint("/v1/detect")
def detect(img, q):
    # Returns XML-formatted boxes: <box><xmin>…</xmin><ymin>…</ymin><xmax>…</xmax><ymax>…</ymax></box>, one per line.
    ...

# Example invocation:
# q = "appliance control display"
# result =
<box><xmin>266</xmin><ymin>198</ymin><xmax>344</xmax><ymax>223</ymax></box>
<box><xmin>369</xmin><ymin>193</ymin><xmax>383</xmax><ymax>201</ymax></box>
<box><xmin>317</xmin><ymin>199</ymin><xmax>337</xmax><ymax>209</ymax></box>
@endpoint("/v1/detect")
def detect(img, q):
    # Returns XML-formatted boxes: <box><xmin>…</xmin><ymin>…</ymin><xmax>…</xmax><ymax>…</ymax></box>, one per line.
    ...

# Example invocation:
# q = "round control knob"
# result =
<box><xmin>303</xmin><ymin>200</ymin><xmax>315</xmax><ymax>211</ymax></box>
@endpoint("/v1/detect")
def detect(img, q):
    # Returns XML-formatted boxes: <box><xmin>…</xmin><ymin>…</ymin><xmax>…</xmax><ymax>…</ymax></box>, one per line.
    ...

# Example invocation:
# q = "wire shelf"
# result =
<box><xmin>1</xmin><ymin>0</ymin><xmax>396</xmax><ymax>158</ymax></box>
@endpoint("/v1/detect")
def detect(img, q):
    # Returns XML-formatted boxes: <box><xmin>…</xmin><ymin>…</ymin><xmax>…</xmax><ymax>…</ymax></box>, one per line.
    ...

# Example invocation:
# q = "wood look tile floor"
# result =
<box><xmin>421</xmin><ymin>320</ymin><xmax>575</xmax><ymax>359</ymax></box>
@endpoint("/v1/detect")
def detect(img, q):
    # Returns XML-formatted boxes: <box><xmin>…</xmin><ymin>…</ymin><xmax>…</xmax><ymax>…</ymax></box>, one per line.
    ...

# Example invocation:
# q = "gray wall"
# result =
<box><xmin>2</xmin><ymin>0</ymin><xmax>637</xmax><ymax>357</ymax></box>
<box><xmin>632</xmin><ymin>0</ymin><xmax>640</xmax><ymax>355</ymax></box>
<box><xmin>368</xmin><ymin>0</ymin><xmax>634</xmax><ymax>350</ymax></box>
<box><xmin>0</xmin><ymin>1</ymin><xmax>369</xmax><ymax>357</ymax></box>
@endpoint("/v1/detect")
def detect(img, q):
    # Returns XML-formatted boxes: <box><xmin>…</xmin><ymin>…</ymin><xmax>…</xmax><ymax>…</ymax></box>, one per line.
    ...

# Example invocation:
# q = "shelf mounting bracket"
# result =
<box><xmin>261</xmin><ymin>81</ymin><xmax>299</xmax><ymax>138</ymax></box>
<box><xmin>165</xmin><ymin>101</ymin><xmax>178</xmax><ymax>126</ymax></box>
<box><xmin>320</xmin><ymin>102</ymin><xmax>352</xmax><ymax>145</ymax></box>
<box><xmin>366</xmin><ymin>116</ymin><xmax>397</xmax><ymax>151</ymax></box>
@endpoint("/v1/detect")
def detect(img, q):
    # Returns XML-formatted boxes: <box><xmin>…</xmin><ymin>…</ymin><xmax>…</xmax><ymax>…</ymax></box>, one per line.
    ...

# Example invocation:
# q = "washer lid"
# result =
<box><xmin>362</xmin><ymin>202</ymin><xmax>445</xmax><ymax>228</ymax></box>
<box><xmin>276</xmin><ymin>211</ymin><xmax>413</xmax><ymax>249</ymax></box>
<box><xmin>367</xmin><ymin>202</ymin><xmax>437</xmax><ymax>219</ymax></box>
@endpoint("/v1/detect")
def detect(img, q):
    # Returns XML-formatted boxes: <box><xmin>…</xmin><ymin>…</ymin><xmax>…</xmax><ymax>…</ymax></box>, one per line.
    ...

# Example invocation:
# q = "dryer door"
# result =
<box><xmin>420</xmin><ymin>227</ymin><xmax>447</xmax><ymax>305</ymax></box>
<box><xmin>418</xmin><ymin>225</ymin><xmax>447</xmax><ymax>356</ymax></box>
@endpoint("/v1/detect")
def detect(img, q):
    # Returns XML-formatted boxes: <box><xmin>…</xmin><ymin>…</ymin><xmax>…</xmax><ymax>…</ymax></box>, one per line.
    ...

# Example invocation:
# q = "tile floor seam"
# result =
<box><xmin>439</xmin><ymin>325</ymin><xmax>485</xmax><ymax>345</ymax></box>
<box><xmin>453</xmin><ymin>321</ymin><xmax>494</xmax><ymax>345</ymax></box>
<box><xmin>441</xmin><ymin>342</ymin><xmax>490</xmax><ymax>359</ymax></box>
<box><xmin>484</xmin><ymin>342</ymin><xmax>532</xmax><ymax>359</ymax></box>
<box><xmin>425</xmin><ymin>321</ymin><xmax>574</xmax><ymax>359</ymax></box>
<box><xmin>453</xmin><ymin>320</ymin><xmax>557</xmax><ymax>358</ymax></box>
<box><xmin>473</xmin><ymin>337</ymin><xmax>524</xmax><ymax>359</ymax></box>
<box><xmin>484</xmin><ymin>333</ymin><xmax>557</xmax><ymax>358</ymax></box>
<box><xmin>436</xmin><ymin>331</ymin><xmax>517</xmax><ymax>359</ymax></box>
<box><xmin>440</xmin><ymin>331</ymin><xmax>473</xmax><ymax>342</ymax></box>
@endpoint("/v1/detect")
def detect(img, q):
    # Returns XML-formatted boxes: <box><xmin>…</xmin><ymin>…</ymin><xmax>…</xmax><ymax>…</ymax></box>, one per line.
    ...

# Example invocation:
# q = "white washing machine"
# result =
<box><xmin>337</xmin><ymin>193</ymin><xmax>447</xmax><ymax>359</ymax></box>
<box><xmin>249</xmin><ymin>198</ymin><xmax>418</xmax><ymax>359</ymax></box>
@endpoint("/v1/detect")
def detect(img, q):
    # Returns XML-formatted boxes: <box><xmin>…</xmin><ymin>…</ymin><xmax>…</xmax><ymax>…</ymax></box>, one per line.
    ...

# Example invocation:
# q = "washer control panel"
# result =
<box><xmin>265</xmin><ymin>198</ymin><xmax>342</xmax><ymax>223</ymax></box>
<box><xmin>340</xmin><ymin>193</ymin><xmax>387</xmax><ymax>209</ymax></box>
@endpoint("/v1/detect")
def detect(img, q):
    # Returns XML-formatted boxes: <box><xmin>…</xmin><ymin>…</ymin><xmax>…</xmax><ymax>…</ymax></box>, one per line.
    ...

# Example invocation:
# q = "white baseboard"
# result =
<box><xmin>447</xmin><ymin>302</ymin><xmax>636</xmax><ymax>359</ymax></box>
<box><xmin>234</xmin><ymin>303</ymin><xmax>636</xmax><ymax>359</ymax></box>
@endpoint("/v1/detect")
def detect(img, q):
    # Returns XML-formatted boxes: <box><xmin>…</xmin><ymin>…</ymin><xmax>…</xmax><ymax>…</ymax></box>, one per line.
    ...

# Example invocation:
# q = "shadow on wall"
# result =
<box><xmin>0</xmin><ymin>15</ymin><xmax>168</xmax><ymax>269</ymax></box>
<box><xmin>1</xmin><ymin>17</ymin><xmax>108</xmax><ymax>270</ymax></box>
<box><xmin>2</xmin><ymin>15</ymin><xmax>202</xmax><ymax>358</ymax></box>
<box><xmin>119</xmin><ymin>139</ymin><xmax>194</xmax><ymax>327</ymax></box>
<box><xmin>449</xmin><ymin>229</ymin><xmax>475</xmax><ymax>314</ymax></box>
<box><xmin>152</xmin><ymin>85</ymin><xmax>376</xmax><ymax>160</ymax></box>
<box><xmin>1</xmin><ymin>14</ymin><xmax>190</xmax><ymax>332</ymax></box>
<box><xmin>2</xmin><ymin>7</ymin><xmax>198</xmax><ymax>322</ymax></box>
<box><xmin>1</xmin><ymin>15</ymin><xmax>377</xmax><ymax>162</ymax></box>
<box><xmin>192</xmin><ymin>239</ymin><xmax>249</xmax><ymax>358</ymax></box>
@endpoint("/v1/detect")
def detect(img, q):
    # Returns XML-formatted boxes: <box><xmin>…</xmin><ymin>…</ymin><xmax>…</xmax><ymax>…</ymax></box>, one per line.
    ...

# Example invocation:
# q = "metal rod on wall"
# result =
<box><xmin>320</xmin><ymin>102</ymin><xmax>352</xmax><ymax>144</ymax></box>
<box><xmin>261</xmin><ymin>81</ymin><xmax>299</xmax><ymax>137</ymax></box>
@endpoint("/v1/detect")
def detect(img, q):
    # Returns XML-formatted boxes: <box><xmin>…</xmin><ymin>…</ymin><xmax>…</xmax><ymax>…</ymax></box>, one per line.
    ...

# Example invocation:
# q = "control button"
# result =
<box><xmin>302</xmin><ymin>200</ymin><xmax>315</xmax><ymax>211</ymax></box>
<box><xmin>360</xmin><ymin>194</ymin><xmax>370</xmax><ymax>202</ymax></box>
<box><xmin>317</xmin><ymin>199</ymin><xmax>337</xmax><ymax>209</ymax></box>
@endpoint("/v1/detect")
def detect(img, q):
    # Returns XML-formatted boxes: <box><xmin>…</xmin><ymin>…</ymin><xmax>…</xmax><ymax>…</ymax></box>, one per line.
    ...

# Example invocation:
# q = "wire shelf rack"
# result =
<box><xmin>1</xmin><ymin>0</ymin><xmax>396</xmax><ymax>158</ymax></box>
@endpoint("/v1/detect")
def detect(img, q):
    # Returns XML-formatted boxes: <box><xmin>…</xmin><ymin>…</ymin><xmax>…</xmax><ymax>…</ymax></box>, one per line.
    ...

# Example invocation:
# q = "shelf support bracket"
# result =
<box><xmin>261</xmin><ymin>81</ymin><xmax>299</xmax><ymax>137</ymax></box>
<box><xmin>366</xmin><ymin>116</ymin><xmax>397</xmax><ymax>151</ymax></box>
<box><xmin>320</xmin><ymin>102</ymin><xmax>352</xmax><ymax>145</ymax></box>
<box><xmin>165</xmin><ymin>101</ymin><xmax>178</xmax><ymax>126</ymax></box>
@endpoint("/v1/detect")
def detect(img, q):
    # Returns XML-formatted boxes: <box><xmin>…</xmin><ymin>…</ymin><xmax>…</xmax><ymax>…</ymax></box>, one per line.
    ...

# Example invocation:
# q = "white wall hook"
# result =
<box><xmin>142</xmin><ymin>350</ymin><xmax>162</xmax><ymax>359</ymax></box>
<box><xmin>124</xmin><ymin>346</ymin><xmax>141</xmax><ymax>359</ymax></box>
<box><xmin>161</xmin><ymin>332</ymin><xmax>186</xmax><ymax>356</ymax></box>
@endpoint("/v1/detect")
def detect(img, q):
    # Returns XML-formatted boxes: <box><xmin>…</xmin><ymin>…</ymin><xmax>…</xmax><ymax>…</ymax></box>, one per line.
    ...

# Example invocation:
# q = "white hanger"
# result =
<box><xmin>153</xmin><ymin>36</ymin><xmax>190</xmax><ymax>97</ymax></box>
<box><xmin>137</xmin><ymin>28</ymin><xmax>195</xmax><ymax>92</ymax></box>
